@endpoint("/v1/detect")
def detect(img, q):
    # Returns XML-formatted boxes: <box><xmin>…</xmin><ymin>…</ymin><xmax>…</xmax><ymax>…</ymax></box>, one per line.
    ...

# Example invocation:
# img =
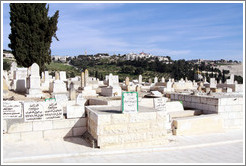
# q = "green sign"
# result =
<box><xmin>121</xmin><ymin>92</ymin><xmax>138</xmax><ymax>113</ymax></box>
<box><xmin>45</xmin><ymin>98</ymin><xmax>56</xmax><ymax>102</ymax></box>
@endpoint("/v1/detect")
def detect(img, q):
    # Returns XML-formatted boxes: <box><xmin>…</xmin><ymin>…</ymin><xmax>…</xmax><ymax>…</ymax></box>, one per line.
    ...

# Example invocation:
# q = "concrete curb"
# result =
<box><xmin>3</xmin><ymin>139</ymin><xmax>243</xmax><ymax>163</ymax></box>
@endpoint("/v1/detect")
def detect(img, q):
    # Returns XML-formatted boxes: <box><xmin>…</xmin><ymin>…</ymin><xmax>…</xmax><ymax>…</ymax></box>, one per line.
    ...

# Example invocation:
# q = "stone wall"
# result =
<box><xmin>170</xmin><ymin>93</ymin><xmax>243</xmax><ymax>129</ymax></box>
<box><xmin>86</xmin><ymin>106</ymin><xmax>168</xmax><ymax>149</ymax></box>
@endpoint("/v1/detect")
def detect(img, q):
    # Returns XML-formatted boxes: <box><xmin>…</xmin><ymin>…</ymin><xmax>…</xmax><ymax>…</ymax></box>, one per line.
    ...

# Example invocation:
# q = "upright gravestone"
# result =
<box><xmin>59</xmin><ymin>71</ymin><xmax>67</xmax><ymax>81</ymax></box>
<box><xmin>138</xmin><ymin>75</ymin><xmax>142</xmax><ymax>84</ymax></box>
<box><xmin>24</xmin><ymin>102</ymin><xmax>44</xmax><ymax>121</ymax></box>
<box><xmin>161</xmin><ymin>77</ymin><xmax>165</xmax><ymax>83</ymax></box>
<box><xmin>154</xmin><ymin>77</ymin><xmax>158</xmax><ymax>84</ymax></box>
<box><xmin>121</xmin><ymin>92</ymin><xmax>138</xmax><ymax>113</ymax></box>
<box><xmin>13</xmin><ymin>68</ymin><xmax>28</xmax><ymax>92</ymax></box>
<box><xmin>9</xmin><ymin>62</ymin><xmax>17</xmax><ymax>80</ymax></box>
<box><xmin>69</xmin><ymin>82</ymin><xmax>76</xmax><ymax>100</ymax></box>
<box><xmin>76</xmin><ymin>93</ymin><xmax>86</xmax><ymax>106</ymax></box>
<box><xmin>55</xmin><ymin>71</ymin><xmax>60</xmax><ymax>80</ymax></box>
<box><xmin>125</xmin><ymin>77</ymin><xmax>129</xmax><ymax>86</ymax></box>
<box><xmin>84</xmin><ymin>69</ymin><xmax>89</xmax><ymax>87</ymax></box>
<box><xmin>153</xmin><ymin>97</ymin><xmax>167</xmax><ymax>111</ymax></box>
<box><xmin>44</xmin><ymin>101</ymin><xmax>63</xmax><ymax>120</ymax></box>
<box><xmin>81</xmin><ymin>72</ymin><xmax>85</xmax><ymax>88</ymax></box>
<box><xmin>149</xmin><ymin>78</ymin><xmax>152</xmax><ymax>84</ymax></box>
<box><xmin>3</xmin><ymin>101</ymin><xmax>23</xmax><ymax>119</ymax></box>
<box><xmin>26</xmin><ymin>63</ymin><xmax>43</xmax><ymax>98</ymax></box>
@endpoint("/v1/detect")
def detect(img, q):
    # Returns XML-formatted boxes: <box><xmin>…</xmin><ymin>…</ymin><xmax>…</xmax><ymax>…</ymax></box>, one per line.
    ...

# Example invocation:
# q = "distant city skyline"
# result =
<box><xmin>2</xmin><ymin>2</ymin><xmax>244</xmax><ymax>61</ymax></box>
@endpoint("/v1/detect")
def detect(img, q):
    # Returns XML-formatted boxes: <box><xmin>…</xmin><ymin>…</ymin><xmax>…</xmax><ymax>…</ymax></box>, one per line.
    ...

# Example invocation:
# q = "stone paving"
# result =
<box><xmin>2</xmin><ymin>129</ymin><xmax>244</xmax><ymax>164</ymax></box>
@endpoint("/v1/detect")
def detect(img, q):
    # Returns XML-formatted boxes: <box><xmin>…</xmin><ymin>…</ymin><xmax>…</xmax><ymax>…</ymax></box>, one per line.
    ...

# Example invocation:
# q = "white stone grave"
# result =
<box><xmin>26</xmin><ymin>63</ymin><xmax>43</xmax><ymax>98</ymax></box>
<box><xmin>59</xmin><ymin>71</ymin><xmax>67</xmax><ymax>81</ymax></box>
<box><xmin>44</xmin><ymin>101</ymin><xmax>63</xmax><ymax>120</ymax></box>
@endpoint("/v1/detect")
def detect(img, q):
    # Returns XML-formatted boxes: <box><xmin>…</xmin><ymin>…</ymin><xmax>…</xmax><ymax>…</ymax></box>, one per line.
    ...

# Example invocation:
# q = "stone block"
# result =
<box><xmin>184</xmin><ymin>95</ymin><xmax>192</xmax><ymax>102</ymax></box>
<box><xmin>43</xmin><ymin>128</ymin><xmax>73</xmax><ymax>140</ymax></box>
<box><xmin>231</xmin><ymin>105</ymin><xmax>242</xmax><ymax>112</ymax></box>
<box><xmin>103</xmin><ymin>124</ymin><xmax>128</xmax><ymax>135</ymax></box>
<box><xmin>3</xmin><ymin>133</ymin><xmax>21</xmax><ymax>142</ymax></box>
<box><xmin>72</xmin><ymin>127</ymin><xmax>87</xmax><ymax>136</ymax></box>
<box><xmin>200</xmin><ymin>97</ymin><xmax>207</xmax><ymax>104</ymax></box>
<box><xmin>21</xmin><ymin>131</ymin><xmax>43</xmax><ymax>141</ymax></box>
<box><xmin>208</xmin><ymin>105</ymin><xmax>218</xmax><ymax>113</ymax></box>
<box><xmin>66</xmin><ymin>105</ymin><xmax>85</xmax><ymax>119</ymax></box>
<box><xmin>202</xmin><ymin>104</ymin><xmax>209</xmax><ymax>112</ymax></box>
<box><xmin>146</xmin><ymin>130</ymin><xmax>167</xmax><ymax>140</ymax></box>
<box><xmin>8</xmin><ymin>122</ymin><xmax>33</xmax><ymax>133</ymax></box>
<box><xmin>173</xmin><ymin>115</ymin><xmax>224</xmax><ymax>135</ymax></box>
<box><xmin>98</xmin><ymin>135</ymin><xmax>119</xmax><ymax>147</ymax></box>
<box><xmin>111</xmin><ymin>113</ymin><xmax>129</xmax><ymax>124</ymax></box>
<box><xmin>206</xmin><ymin>98</ymin><xmax>219</xmax><ymax>105</ymax></box>
<box><xmin>52</xmin><ymin>119</ymin><xmax>77</xmax><ymax>129</ymax></box>
<box><xmin>128</xmin><ymin>122</ymin><xmax>149</xmax><ymax>133</ymax></box>
<box><xmin>178</xmin><ymin>95</ymin><xmax>185</xmax><ymax>101</ymax></box>
<box><xmin>118</xmin><ymin>133</ymin><xmax>146</xmax><ymax>143</ymax></box>
<box><xmin>33</xmin><ymin>121</ymin><xmax>53</xmax><ymax>131</ymax></box>
<box><xmin>129</xmin><ymin>112</ymin><xmax>156</xmax><ymax>123</ymax></box>
<box><xmin>74</xmin><ymin>118</ymin><xmax>87</xmax><ymax>127</ymax></box>
<box><xmin>191</xmin><ymin>96</ymin><xmax>200</xmax><ymax>103</ymax></box>
<box><xmin>97</xmin><ymin>114</ymin><xmax>112</xmax><ymax>125</ymax></box>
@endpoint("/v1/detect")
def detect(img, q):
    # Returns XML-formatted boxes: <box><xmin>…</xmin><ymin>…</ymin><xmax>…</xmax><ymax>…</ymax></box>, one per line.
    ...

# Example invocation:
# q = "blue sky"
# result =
<box><xmin>2</xmin><ymin>3</ymin><xmax>244</xmax><ymax>61</ymax></box>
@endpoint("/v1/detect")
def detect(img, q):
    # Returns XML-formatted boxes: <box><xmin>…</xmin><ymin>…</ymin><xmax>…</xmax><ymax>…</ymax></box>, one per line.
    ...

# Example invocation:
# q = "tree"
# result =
<box><xmin>8</xmin><ymin>3</ymin><xmax>59</xmax><ymax>73</ymax></box>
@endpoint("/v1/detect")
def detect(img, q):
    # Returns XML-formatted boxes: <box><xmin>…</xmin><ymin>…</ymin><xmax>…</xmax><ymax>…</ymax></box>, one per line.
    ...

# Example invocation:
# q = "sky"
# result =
<box><xmin>2</xmin><ymin>2</ymin><xmax>244</xmax><ymax>61</ymax></box>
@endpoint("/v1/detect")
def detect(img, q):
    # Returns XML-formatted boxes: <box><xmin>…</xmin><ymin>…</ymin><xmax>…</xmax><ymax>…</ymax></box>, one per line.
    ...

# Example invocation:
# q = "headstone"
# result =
<box><xmin>81</xmin><ymin>72</ymin><xmax>85</xmax><ymax>88</ymax></box>
<box><xmin>150</xmin><ymin>91</ymin><xmax>162</xmax><ymax>97</ymax></box>
<box><xmin>41</xmin><ymin>71</ymin><xmax>50</xmax><ymax>91</ymax></box>
<box><xmin>24</xmin><ymin>102</ymin><xmax>44</xmax><ymax>121</ymax></box>
<box><xmin>3</xmin><ymin>101</ymin><xmax>23</xmax><ymax>119</ymax></box>
<box><xmin>76</xmin><ymin>93</ymin><xmax>86</xmax><ymax>105</ymax></box>
<box><xmin>14</xmin><ymin>68</ymin><xmax>28</xmax><ymax>92</ymax></box>
<box><xmin>51</xmin><ymin>80</ymin><xmax>67</xmax><ymax>93</ymax></box>
<box><xmin>153</xmin><ymin>97</ymin><xmax>168</xmax><ymax>111</ymax></box>
<box><xmin>84</xmin><ymin>69</ymin><xmax>89</xmax><ymax>87</ymax></box>
<box><xmin>135</xmin><ymin>85</ymin><xmax>141</xmax><ymax>92</ymax></box>
<box><xmin>44</xmin><ymin>102</ymin><xmax>63</xmax><ymax>120</ymax></box>
<box><xmin>219</xmin><ymin>80</ymin><xmax>222</xmax><ymax>84</ymax></box>
<box><xmin>69</xmin><ymin>83</ymin><xmax>76</xmax><ymax>100</ymax></box>
<box><xmin>121</xmin><ymin>92</ymin><xmax>138</xmax><ymax>113</ymax></box>
<box><xmin>66</xmin><ymin>105</ymin><xmax>85</xmax><ymax>119</ymax></box>
<box><xmin>210</xmin><ymin>78</ymin><xmax>217</xmax><ymax>88</ymax></box>
<box><xmin>138</xmin><ymin>75</ymin><xmax>142</xmax><ymax>84</ymax></box>
<box><xmin>185</xmin><ymin>77</ymin><xmax>188</xmax><ymax>82</ymax></box>
<box><xmin>9</xmin><ymin>62</ymin><xmax>17</xmax><ymax>79</ymax></box>
<box><xmin>125</xmin><ymin>77</ymin><xmax>129</xmax><ymax>86</ymax></box>
<box><xmin>161</xmin><ymin>77</ymin><xmax>165</xmax><ymax>83</ymax></box>
<box><xmin>59</xmin><ymin>71</ymin><xmax>67</xmax><ymax>81</ymax></box>
<box><xmin>154</xmin><ymin>77</ymin><xmax>158</xmax><ymax>84</ymax></box>
<box><xmin>55</xmin><ymin>94</ymin><xmax>68</xmax><ymax>103</ymax></box>
<box><xmin>26</xmin><ymin>63</ymin><xmax>43</xmax><ymax>98</ymax></box>
<box><xmin>55</xmin><ymin>71</ymin><xmax>60</xmax><ymax>80</ymax></box>
<box><xmin>149</xmin><ymin>78</ymin><xmax>152</xmax><ymax>84</ymax></box>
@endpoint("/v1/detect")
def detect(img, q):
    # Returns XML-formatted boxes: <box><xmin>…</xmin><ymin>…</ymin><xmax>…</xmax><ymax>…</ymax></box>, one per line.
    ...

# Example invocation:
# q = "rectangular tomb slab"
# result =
<box><xmin>85</xmin><ymin>106</ymin><xmax>168</xmax><ymax>149</ymax></box>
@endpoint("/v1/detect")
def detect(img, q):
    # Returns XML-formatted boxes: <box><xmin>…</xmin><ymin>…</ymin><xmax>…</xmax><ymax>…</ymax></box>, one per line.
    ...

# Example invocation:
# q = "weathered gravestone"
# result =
<box><xmin>59</xmin><ymin>71</ymin><xmax>67</xmax><ymax>81</ymax></box>
<box><xmin>3</xmin><ymin>101</ymin><xmax>23</xmax><ymax>119</ymax></box>
<box><xmin>138</xmin><ymin>75</ymin><xmax>142</xmax><ymax>84</ymax></box>
<box><xmin>125</xmin><ymin>77</ymin><xmax>129</xmax><ymax>86</ymax></box>
<box><xmin>26</xmin><ymin>63</ymin><xmax>43</xmax><ymax>98</ymax></box>
<box><xmin>24</xmin><ymin>102</ymin><xmax>44</xmax><ymax>121</ymax></box>
<box><xmin>121</xmin><ymin>92</ymin><xmax>138</xmax><ymax>113</ymax></box>
<box><xmin>76</xmin><ymin>93</ymin><xmax>86</xmax><ymax>106</ymax></box>
<box><xmin>44</xmin><ymin>102</ymin><xmax>63</xmax><ymax>120</ymax></box>
<box><xmin>153</xmin><ymin>97</ymin><xmax>168</xmax><ymax>111</ymax></box>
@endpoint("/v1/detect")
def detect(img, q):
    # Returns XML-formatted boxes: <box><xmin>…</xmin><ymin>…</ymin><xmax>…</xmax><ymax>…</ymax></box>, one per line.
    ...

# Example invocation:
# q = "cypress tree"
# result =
<box><xmin>8</xmin><ymin>3</ymin><xmax>59</xmax><ymax>72</ymax></box>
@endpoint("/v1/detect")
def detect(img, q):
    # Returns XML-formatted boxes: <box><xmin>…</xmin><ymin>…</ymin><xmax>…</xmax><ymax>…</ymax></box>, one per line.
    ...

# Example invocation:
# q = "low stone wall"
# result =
<box><xmin>170</xmin><ymin>93</ymin><xmax>243</xmax><ymax>129</ymax></box>
<box><xmin>86</xmin><ymin>106</ymin><xmax>168</xmax><ymax>149</ymax></box>
<box><xmin>172</xmin><ymin>114</ymin><xmax>224</xmax><ymax>135</ymax></box>
<box><xmin>3</xmin><ymin>117</ymin><xmax>87</xmax><ymax>142</ymax></box>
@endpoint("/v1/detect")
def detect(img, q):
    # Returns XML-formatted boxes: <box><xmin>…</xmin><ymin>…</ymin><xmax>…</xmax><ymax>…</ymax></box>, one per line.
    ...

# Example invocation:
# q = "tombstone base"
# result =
<box><xmin>86</xmin><ymin>106</ymin><xmax>168</xmax><ymax>149</ymax></box>
<box><xmin>26</xmin><ymin>89</ymin><xmax>43</xmax><ymax>98</ymax></box>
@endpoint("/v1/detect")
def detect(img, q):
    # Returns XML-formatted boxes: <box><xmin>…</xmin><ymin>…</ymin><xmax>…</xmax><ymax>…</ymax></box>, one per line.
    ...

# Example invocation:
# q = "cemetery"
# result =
<box><xmin>2</xmin><ymin>62</ymin><xmax>244</xmax><ymax>149</ymax></box>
